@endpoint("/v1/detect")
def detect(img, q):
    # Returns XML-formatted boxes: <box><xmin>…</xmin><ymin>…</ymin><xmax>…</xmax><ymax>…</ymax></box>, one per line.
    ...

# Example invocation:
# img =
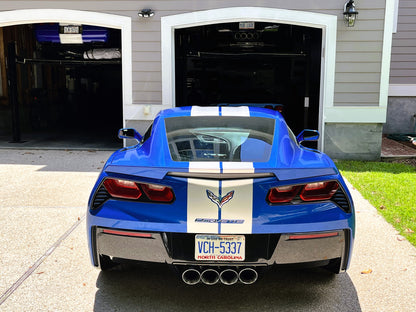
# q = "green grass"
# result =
<box><xmin>337</xmin><ymin>161</ymin><xmax>416</xmax><ymax>246</ymax></box>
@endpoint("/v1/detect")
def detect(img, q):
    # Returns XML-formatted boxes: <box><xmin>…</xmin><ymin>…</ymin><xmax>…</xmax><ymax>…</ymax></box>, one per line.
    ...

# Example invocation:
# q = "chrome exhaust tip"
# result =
<box><xmin>200</xmin><ymin>269</ymin><xmax>220</xmax><ymax>285</ymax></box>
<box><xmin>219</xmin><ymin>269</ymin><xmax>239</xmax><ymax>285</ymax></box>
<box><xmin>238</xmin><ymin>268</ymin><xmax>258</xmax><ymax>285</ymax></box>
<box><xmin>182</xmin><ymin>268</ymin><xmax>201</xmax><ymax>285</ymax></box>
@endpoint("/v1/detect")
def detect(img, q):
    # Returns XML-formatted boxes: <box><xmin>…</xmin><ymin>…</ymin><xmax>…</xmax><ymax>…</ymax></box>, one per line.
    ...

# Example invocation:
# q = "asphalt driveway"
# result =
<box><xmin>0</xmin><ymin>149</ymin><xmax>415</xmax><ymax>311</ymax></box>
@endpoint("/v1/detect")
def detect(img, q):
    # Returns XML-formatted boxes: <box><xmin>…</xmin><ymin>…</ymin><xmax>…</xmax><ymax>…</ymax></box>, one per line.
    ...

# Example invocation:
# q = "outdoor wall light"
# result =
<box><xmin>343</xmin><ymin>0</ymin><xmax>359</xmax><ymax>27</ymax></box>
<box><xmin>138</xmin><ymin>8</ymin><xmax>155</xmax><ymax>18</ymax></box>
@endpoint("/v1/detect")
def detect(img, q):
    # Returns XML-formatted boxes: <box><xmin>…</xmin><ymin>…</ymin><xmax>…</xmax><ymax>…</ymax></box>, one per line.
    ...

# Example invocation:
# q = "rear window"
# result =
<box><xmin>165</xmin><ymin>116</ymin><xmax>275</xmax><ymax>162</ymax></box>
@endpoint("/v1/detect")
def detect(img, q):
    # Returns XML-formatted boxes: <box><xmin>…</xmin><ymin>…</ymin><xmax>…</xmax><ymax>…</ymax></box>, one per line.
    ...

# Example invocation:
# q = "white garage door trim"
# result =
<box><xmin>0</xmin><ymin>9</ymin><xmax>132</xmax><ymax>126</ymax></box>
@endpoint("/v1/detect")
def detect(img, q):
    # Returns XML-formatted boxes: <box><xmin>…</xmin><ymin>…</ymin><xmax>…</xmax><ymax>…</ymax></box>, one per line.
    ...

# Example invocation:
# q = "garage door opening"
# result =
<box><xmin>0</xmin><ymin>23</ymin><xmax>123</xmax><ymax>149</ymax></box>
<box><xmin>174</xmin><ymin>22</ymin><xmax>322</xmax><ymax>135</ymax></box>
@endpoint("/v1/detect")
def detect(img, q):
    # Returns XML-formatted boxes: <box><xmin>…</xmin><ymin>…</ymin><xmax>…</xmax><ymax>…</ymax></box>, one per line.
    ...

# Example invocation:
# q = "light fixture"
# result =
<box><xmin>343</xmin><ymin>0</ymin><xmax>359</xmax><ymax>27</ymax></box>
<box><xmin>138</xmin><ymin>8</ymin><xmax>154</xmax><ymax>18</ymax></box>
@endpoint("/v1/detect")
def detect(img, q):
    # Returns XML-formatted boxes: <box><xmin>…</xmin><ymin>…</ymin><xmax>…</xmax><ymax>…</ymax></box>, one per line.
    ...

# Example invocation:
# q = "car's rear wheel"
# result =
<box><xmin>99</xmin><ymin>255</ymin><xmax>117</xmax><ymax>271</ymax></box>
<box><xmin>322</xmin><ymin>258</ymin><xmax>342</xmax><ymax>274</ymax></box>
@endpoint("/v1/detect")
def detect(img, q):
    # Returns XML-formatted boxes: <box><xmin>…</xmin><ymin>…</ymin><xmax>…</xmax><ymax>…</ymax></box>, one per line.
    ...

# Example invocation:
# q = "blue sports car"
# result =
<box><xmin>87</xmin><ymin>106</ymin><xmax>355</xmax><ymax>285</ymax></box>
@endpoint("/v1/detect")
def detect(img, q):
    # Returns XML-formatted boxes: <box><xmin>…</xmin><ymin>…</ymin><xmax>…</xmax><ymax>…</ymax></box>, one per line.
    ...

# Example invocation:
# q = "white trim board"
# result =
<box><xmin>0</xmin><ymin>9</ymin><xmax>132</xmax><ymax>127</ymax></box>
<box><xmin>380</xmin><ymin>0</ymin><xmax>396</xmax><ymax>108</ymax></box>
<box><xmin>389</xmin><ymin>85</ymin><xmax>416</xmax><ymax>97</ymax></box>
<box><xmin>324</xmin><ymin>107</ymin><xmax>387</xmax><ymax>123</ymax></box>
<box><xmin>161</xmin><ymin>7</ymin><xmax>337</xmax><ymax>151</ymax></box>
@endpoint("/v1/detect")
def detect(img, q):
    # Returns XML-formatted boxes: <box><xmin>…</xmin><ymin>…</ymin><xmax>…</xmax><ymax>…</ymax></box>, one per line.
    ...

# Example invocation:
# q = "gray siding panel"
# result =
<box><xmin>0</xmin><ymin>0</ymin><xmax>387</xmax><ymax>107</ymax></box>
<box><xmin>133</xmin><ymin>72</ymin><xmax>162</xmax><ymax>82</ymax></box>
<box><xmin>336</xmin><ymin>73</ymin><xmax>381</xmax><ymax>83</ymax></box>
<box><xmin>334</xmin><ymin>93</ymin><xmax>379</xmax><ymax>104</ymax></box>
<box><xmin>391</xmin><ymin>54</ymin><xmax>416</xmax><ymax>62</ymax></box>
<box><xmin>133</xmin><ymin>91</ymin><xmax>161</xmax><ymax>103</ymax></box>
<box><xmin>337</xmin><ymin>52</ymin><xmax>382</xmax><ymax>63</ymax></box>
<box><xmin>390</xmin><ymin>0</ymin><xmax>416</xmax><ymax>84</ymax></box>
<box><xmin>132</xmin><ymin>52</ymin><xmax>161</xmax><ymax>62</ymax></box>
<box><xmin>133</xmin><ymin>62</ymin><xmax>161</xmax><ymax>72</ymax></box>
<box><xmin>133</xmin><ymin>82</ymin><xmax>162</xmax><ymax>92</ymax></box>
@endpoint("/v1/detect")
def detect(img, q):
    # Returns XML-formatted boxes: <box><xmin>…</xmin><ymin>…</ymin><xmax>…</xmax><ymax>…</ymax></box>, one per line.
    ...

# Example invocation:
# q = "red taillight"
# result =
<box><xmin>267</xmin><ymin>185</ymin><xmax>302</xmax><ymax>203</ymax></box>
<box><xmin>103</xmin><ymin>178</ymin><xmax>142</xmax><ymax>199</ymax></box>
<box><xmin>140</xmin><ymin>183</ymin><xmax>174</xmax><ymax>203</ymax></box>
<box><xmin>103</xmin><ymin>178</ymin><xmax>174</xmax><ymax>203</ymax></box>
<box><xmin>267</xmin><ymin>181</ymin><xmax>339</xmax><ymax>204</ymax></box>
<box><xmin>300</xmin><ymin>181</ymin><xmax>339</xmax><ymax>201</ymax></box>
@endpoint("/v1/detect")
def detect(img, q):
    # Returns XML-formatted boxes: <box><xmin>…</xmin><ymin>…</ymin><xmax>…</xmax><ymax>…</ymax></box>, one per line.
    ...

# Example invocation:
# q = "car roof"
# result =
<box><xmin>107</xmin><ymin>105</ymin><xmax>335</xmax><ymax>177</ymax></box>
<box><xmin>156</xmin><ymin>106</ymin><xmax>284</xmax><ymax>120</ymax></box>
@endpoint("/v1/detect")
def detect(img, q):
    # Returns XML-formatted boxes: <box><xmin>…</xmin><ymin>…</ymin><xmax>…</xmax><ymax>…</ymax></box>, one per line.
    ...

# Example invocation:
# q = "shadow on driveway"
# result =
<box><xmin>94</xmin><ymin>263</ymin><xmax>361</xmax><ymax>312</ymax></box>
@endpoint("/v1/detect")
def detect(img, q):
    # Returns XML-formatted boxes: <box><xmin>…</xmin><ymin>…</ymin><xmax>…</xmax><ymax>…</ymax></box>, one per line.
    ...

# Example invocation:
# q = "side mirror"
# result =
<box><xmin>118</xmin><ymin>128</ymin><xmax>143</xmax><ymax>142</ymax></box>
<box><xmin>296</xmin><ymin>129</ymin><xmax>319</xmax><ymax>144</ymax></box>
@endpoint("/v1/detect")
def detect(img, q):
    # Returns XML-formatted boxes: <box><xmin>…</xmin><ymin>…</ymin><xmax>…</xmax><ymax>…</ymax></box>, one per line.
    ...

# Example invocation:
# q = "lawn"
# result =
<box><xmin>337</xmin><ymin>161</ymin><xmax>416</xmax><ymax>247</ymax></box>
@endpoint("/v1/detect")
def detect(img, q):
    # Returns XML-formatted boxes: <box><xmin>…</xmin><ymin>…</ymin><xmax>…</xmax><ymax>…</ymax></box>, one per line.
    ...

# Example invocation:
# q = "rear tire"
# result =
<box><xmin>323</xmin><ymin>258</ymin><xmax>342</xmax><ymax>274</ymax></box>
<box><xmin>99</xmin><ymin>255</ymin><xmax>117</xmax><ymax>271</ymax></box>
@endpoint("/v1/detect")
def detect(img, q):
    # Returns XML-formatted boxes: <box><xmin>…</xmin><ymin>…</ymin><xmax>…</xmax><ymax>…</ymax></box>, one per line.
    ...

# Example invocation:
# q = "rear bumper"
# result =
<box><xmin>91</xmin><ymin>227</ymin><xmax>351</xmax><ymax>272</ymax></box>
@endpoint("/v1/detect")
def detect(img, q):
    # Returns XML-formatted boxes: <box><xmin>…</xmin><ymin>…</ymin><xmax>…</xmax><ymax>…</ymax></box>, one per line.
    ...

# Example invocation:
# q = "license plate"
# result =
<box><xmin>195</xmin><ymin>234</ymin><xmax>245</xmax><ymax>261</ymax></box>
<box><xmin>62</xmin><ymin>25</ymin><xmax>81</xmax><ymax>34</ymax></box>
<box><xmin>239</xmin><ymin>22</ymin><xmax>255</xmax><ymax>30</ymax></box>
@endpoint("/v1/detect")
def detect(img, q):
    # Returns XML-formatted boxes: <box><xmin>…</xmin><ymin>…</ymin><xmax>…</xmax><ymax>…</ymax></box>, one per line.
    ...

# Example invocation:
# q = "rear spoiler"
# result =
<box><xmin>105</xmin><ymin>165</ymin><xmax>337</xmax><ymax>181</ymax></box>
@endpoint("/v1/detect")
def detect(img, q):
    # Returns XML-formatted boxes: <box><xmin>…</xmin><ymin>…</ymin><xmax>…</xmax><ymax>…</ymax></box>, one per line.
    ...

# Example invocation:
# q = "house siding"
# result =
<box><xmin>0</xmin><ymin>0</ymin><xmax>386</xmax><ymax>108</ymax></box>
<box><xmin>385</xmin><ymin>0</ymin><xmax>416</xmax><ymax>135</ymax></box>
<box><xmin>0</xmin><ymin>1</ymin><xmax>390</xmax><ymax>160</ymax></box>
<box><xmin>390</xmin><ymin>0</ymin><xmax>416</xmax><ymax>84</ymax></box>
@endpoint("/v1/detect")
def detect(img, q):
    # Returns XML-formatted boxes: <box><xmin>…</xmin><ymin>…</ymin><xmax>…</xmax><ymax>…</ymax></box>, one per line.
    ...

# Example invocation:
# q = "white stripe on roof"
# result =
<box><xmin>191</xmin><ymin>106</ymin><xmax>219</xmax><ymax>116</ymax></box>
<box><xmin>221</xmin><ymin>106</ymin><xmax>250</xmax><ymax>117</ymax></box>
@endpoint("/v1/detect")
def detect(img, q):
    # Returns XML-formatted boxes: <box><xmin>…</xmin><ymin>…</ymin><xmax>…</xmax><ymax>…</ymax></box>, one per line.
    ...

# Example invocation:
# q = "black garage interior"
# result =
<box><xmin>0</xmin><ymin>23</ymin><xmax>123</xmax><ymax>149</ymax></box>
<box><xmin>175</xmin><ymin>22</ymin><xmax>322</xmax><ymax>136</ymax></box>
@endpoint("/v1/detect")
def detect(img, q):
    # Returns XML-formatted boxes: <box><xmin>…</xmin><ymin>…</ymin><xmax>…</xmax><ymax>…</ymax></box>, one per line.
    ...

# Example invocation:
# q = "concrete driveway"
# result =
<box><xmin>0</xmin><ymin>149</ymin><xmax>415</xmax><ymax>311</ymax></box>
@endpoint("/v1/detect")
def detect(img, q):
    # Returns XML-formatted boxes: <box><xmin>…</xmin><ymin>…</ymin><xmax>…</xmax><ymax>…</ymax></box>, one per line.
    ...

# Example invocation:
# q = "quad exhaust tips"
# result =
<box><xmin>181</xmin><ymin>267</ymin><xmax>258</xmax><ymax>285</ymax></box>
<box><xmin>201</xmin><ymin>269</ymin><xmax>220</xmax><ymax>285</ymax></box>
<box><xmin>220</xmin><ymin>269</ymin><xmax>239</xmax><ymax>285</ymax></box>
<box><xmin>238</xmin><ymin>268</ymin><xmax>258</xmax><ymax>285</ymax></box>
<box><xmin>181</xmin><ymin>268</ymin><xmax>201</xmax><ymax>285</ymax></box>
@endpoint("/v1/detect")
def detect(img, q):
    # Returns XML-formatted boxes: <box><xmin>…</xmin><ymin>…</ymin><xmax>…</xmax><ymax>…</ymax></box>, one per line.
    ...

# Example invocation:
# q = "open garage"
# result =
<box><xmin>0</xmin><ymin>22</ymin><xmax>123</xmax><ymax>149</ymax></box>
<box><xmin>174</xmin><ymin>21</ymin><xmax>322</xmax><ymax>136</ymax></box>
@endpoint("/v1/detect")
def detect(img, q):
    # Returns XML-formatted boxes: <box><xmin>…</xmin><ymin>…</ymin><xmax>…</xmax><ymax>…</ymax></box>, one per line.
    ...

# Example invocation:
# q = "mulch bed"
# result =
<box><xmin>400</xmin><ymin>140</ymin><xmax>416</xmax><ymax>150</ymax></box>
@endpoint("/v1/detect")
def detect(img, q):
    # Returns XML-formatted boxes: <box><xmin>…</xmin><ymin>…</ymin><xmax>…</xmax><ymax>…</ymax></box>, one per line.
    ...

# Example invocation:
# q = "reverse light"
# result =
<box><xmin>300</xmin><ymin>181</ymin><xmax>339</xmax><ymax>201</ymax></box>
<box><xmin>140</xmin><ymin>183</ymin><xmax>174</xmax><ymax>202</ymax></box>
<box><xmin>103</xmin><ymin>178</ymin><xmax>142</xmax><ymax>199</ymax></box>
